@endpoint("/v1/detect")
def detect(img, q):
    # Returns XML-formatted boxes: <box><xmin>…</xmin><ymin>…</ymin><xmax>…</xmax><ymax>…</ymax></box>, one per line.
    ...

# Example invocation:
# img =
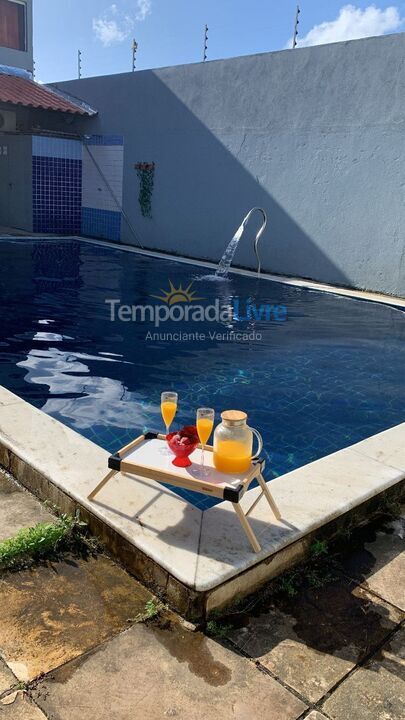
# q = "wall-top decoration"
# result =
<box><xmin>135</xmin><ymin>162</ymin><xmax>155</xmax><ymax>219</ymax></box>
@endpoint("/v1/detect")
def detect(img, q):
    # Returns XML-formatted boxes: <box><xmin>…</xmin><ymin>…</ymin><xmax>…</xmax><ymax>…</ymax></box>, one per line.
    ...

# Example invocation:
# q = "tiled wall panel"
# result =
<box><xmin>81</xmin><ymin>134</ymin><xmax>123</xmax><ymax>241</ymax></box>
<box><xmin>31</xmin><ymin>134</ymin><xmax>123</xmax><ymax>240</ymax></box>
<box><xmin>81</xmin><ymin>207</ymin><xmax>121</xmax><ymax>242</ymax></box>
<box><xmin>82</xmin><ymin>146</ymin><xmax>124</xmax><ymax>211</ymax></box>
<box><xmin>32</xmin><ymin>136</ymin><xmax>82</xmax><ymax>234</ymax></box>
<box><xmin>32</xmin><ymin>137</ymin><xmax>82</xmax><ymax>160</ymax></box>
<box><xmin>84</xmin><ymin>134</ymin><xmax>124</xmax><ymax>146</ymax></box>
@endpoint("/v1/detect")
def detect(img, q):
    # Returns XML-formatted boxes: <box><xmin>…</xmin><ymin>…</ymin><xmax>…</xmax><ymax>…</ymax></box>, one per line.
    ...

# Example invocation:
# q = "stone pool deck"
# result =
<box><xmin>0</xmin><ymin>385</ymin><xmax>404</xmax><ymax>620</ymax></box>
<box><xmin>0</xmin><ymin>467</ymin><xmax>404</xmax><ymax>720</ymax></box>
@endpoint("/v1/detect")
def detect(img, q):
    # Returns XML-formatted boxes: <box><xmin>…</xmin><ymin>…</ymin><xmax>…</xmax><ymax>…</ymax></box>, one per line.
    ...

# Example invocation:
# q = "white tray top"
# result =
<box><xmin>123</xmin><ymin>438</ymin><xmax>255</xmax><ymax>489</ymax></box>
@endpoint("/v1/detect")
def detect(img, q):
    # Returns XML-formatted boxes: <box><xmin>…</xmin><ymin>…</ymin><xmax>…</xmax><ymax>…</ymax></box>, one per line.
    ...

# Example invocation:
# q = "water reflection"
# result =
<box><xmin>18</xmin><ymin>347</ymin><xmax>159</xmax><ymax>430</ymax></box>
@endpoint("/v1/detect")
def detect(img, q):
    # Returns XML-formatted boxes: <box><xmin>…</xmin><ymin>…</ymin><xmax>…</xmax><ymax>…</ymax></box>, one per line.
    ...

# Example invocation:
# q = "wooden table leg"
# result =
<box><xmin>233</xmin><ymin>502</ymin><xmax>261</xmax><ymax>552</ymax></box>
<box><xmin>257</xmin><ymin>473</ymin><xmax>281</xmax><ymax>520</ymax></box>
<box><xmin>245</xmin><ymin>490</ymin><xmax>264</xmax><ymax>517</ymax></box>
<box><xmin>88</xmin><ymin>469</ymin><xmax>117</xmax><ymax>501</ymax></box>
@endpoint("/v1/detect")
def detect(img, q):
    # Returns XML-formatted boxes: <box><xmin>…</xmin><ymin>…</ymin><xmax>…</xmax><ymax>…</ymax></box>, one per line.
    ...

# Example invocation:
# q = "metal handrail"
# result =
<box><xmin>245</xmin><ymin>207</ymin><xmax>267</xmax><ymax>275</ymax></box>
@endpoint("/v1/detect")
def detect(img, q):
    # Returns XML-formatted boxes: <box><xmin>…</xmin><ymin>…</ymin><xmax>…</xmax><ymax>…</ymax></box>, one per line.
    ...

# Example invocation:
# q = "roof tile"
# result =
<box><xmin>0</xmin><ymin>74</ymin><xmax>96</xmax><ymax>116</ymax></box>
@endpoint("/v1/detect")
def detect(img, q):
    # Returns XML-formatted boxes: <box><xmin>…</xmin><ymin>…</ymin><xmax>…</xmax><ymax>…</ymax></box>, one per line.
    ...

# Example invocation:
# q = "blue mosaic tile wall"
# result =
<box><xmin>81</xmin><ymin>207</ymin><xmax>121</xmax><ymax>241</ymax></box>
<box><xmin>81</xmin><ymin>134</ymin><xmax>123</xmax><ymax>242</ymax></box>
<box><xmin>84</xmin><ymin>134</ymin><xmax>124</xmax><ymax>146</ymax></box>
<box><xmin>32</xmin><ymin>137</ymin><xmax>82</xmax><ymax>234</ymax></box>
<box><xmin>31</xmin><ymin>135</ymin><xmax>124</xmax><ymax>240</ymax></box>
<box><xmin>32</xmin><ymin>136</ymin><xmax>82</xmax><ymax>235</ymax></box>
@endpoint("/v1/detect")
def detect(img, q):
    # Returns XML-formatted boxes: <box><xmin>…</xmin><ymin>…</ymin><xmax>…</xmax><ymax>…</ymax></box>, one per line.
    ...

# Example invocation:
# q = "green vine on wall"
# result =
<box><xmin>135</xmin><ymin>162</ymin><xmax>155</xmax><ymax>219</ymax></box>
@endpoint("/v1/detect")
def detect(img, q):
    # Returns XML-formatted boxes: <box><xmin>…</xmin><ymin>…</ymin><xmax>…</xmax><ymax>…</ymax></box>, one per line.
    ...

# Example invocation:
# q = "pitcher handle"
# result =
<box><xmin>249</xmin><ymin>427</ymin><xmax>263</xmax><ymax>460</ymax></box>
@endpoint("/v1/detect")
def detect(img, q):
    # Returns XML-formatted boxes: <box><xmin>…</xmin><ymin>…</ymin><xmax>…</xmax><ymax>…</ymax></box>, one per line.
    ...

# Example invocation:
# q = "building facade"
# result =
<box><xmin>0</xmin><ymin>0</ymin><xmax>100</xmax><ymax>235</ymax></box>
<box><xmin>0</xmin><ymin>0</ymin><xmax>33</xmax><ymax>72</ymax></box>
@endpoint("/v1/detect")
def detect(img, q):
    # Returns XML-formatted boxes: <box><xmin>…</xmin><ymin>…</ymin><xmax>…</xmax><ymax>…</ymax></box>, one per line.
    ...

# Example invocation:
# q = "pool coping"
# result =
<box><xmin>0</xmin><ymin>385</ymin><xmax>404</xmax><ymax>619</ymax></box>
<box><xmin>1</xmin><ymin>234</ymin><xmax>404</xmax><ymax>307</ymax></box>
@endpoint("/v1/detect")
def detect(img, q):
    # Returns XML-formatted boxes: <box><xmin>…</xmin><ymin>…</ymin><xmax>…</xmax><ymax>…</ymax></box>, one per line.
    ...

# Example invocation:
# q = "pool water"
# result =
<box><xmin>0</xmin><ymin>237</ymin><xmax>404</xmax><ymax>510</ymax></box>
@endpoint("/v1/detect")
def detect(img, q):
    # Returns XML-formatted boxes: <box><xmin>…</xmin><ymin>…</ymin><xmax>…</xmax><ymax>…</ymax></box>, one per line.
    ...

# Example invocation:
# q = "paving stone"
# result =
<box><xmin>226</xmin><ymin>578</ymin><xmax>403</xmax><ymax>703</ymax></box>
<box><xmin>0</xmin><ymin>470</ymin><xmax>53</xmax><ymax>542</ymax></box>
<box><xmin>32</xmin><ymin>621</ymin><xmax>307</xmax><ymax>720</ymax></box>
<box><xmin>323</xmin><ymin>626</ymin><xmax>405</xmax><ymax>720</ymax></box>
<box><xmin>0</xmin><ymin>555</ymin><xmax>154</xmax><ymax>681</ymax></box>
<box><xmin>307</xmin><ymin>579</ymin><xmax>404</xmax><ymax>653</ymax></box>
<box><xmin>0</xmin><ymin>692</ymin><xmax>47</xmax><ymax>719</ymax></box>
<box><xmin>0</xmin><ymin>657</ymin><xmax>16</xmax><ymax>694</ymax></box>
<box><xmin>341</xmin><ymin>513</ymin><xmax>405</xmax><ymax>611</ymax></box>
<box><xmin>227</xmin><ymin>598</ymin><xmax>353</xmax><ymax>703</ymax></box>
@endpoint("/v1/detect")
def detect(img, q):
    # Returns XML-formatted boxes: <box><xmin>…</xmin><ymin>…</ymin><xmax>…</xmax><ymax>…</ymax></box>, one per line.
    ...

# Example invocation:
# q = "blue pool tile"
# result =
<box><xmin>84</xmin><ymin>134</ymin><xmax>124</xmax><ymax>146</ymax></box>
<box><xmin>32</xmin><ymin>155</ymin><xmax>82</xmax><ymax>234</ymax></box>
<box><xmin>81</xmin><ymin>207</ymin><xmax>121</xmax><ymax>241</ymax></box>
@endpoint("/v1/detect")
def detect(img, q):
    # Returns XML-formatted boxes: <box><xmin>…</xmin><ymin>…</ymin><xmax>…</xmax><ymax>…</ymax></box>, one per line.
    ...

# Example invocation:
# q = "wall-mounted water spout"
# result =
<box><xmin>215</xmin><ymin>207</ymin><xmax>267</xmax><ymax>278</ymax></box>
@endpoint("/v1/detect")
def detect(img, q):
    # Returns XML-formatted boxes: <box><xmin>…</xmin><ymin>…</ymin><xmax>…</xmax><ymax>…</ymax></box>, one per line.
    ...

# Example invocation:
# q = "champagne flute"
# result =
<box><xmin>196</xmin><ymin>407</ymin><xmax>214</xmax><ymax>476</ymax></box>
<box><xmin>161</xmin><ymin>391</ymin><xmax>178</xmax><ymax>437</ymax></box>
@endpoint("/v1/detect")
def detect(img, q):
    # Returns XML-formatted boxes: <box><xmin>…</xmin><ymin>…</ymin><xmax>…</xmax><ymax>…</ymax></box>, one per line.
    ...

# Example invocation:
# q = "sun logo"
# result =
<box><xmin>151</xmin><ymin>280</ymin><xmax>204</xmax><ymax>306</ymax></box>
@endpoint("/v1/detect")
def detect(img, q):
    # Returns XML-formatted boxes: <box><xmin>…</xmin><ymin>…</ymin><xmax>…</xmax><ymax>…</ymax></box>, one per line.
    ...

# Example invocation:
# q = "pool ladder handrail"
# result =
<box><xmin>242</xmin><ymin>207</ymin><xmax>267</xmax><ymax>275</ymax></box>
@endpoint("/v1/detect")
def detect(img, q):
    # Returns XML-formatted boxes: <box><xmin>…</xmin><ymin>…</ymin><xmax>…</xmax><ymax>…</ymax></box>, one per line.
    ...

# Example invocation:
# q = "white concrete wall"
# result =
<box><xmin>82</xmin><ymin>145</ymin><xmax>123</xmax><ymax>212</ymax></box>
<box><xmin>55</xmin><ymin>33</ymin><xmax>405</xmax><ymax>296</ymax></box>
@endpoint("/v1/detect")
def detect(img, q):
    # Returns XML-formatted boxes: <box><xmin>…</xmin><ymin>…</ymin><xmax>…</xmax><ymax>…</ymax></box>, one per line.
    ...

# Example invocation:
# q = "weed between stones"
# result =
<box><xmin>0</xmin><ymin>511</ymin><xmax>99</xmax><ymax>571</ymax></box>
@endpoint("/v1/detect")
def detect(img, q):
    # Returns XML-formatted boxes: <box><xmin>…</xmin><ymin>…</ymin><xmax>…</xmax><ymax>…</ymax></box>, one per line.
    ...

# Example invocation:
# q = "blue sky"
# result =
<box><xmin>34</xmin><ymin>1</ymin><xmax>405</xmax><ymax>82</ymax></box>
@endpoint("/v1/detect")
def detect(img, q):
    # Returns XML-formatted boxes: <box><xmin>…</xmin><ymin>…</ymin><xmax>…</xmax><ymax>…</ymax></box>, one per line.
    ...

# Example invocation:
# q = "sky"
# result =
<box><xmin>33</xmin><ymin>1</ymin><xmax>405</xmax><ymax>82</ymax></box>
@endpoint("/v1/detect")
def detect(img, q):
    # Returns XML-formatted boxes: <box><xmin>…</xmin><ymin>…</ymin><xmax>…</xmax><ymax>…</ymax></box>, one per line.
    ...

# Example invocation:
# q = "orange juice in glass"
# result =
<box><xmin>197</xmin><ymin>417</ymin><xmax>213</xmax><ymax>445</ymax></box>
<box><xmin>161</xmin><ymin>391</ymin><xmax>178</xmax><ymax>436</ymax></box>
<box><xmin>196</xmin><ymin>407</ymin><xmax>214</xmax><ymax>476</ymax></box>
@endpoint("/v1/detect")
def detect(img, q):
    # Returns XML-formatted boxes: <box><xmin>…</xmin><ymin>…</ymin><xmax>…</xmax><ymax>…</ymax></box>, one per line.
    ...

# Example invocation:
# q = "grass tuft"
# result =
<box><xmin>144</xmin><ymin>599</ymin><xmax>162</xmax><ymax>619</ymax></box>
<box><xmin>277</xmin><ymin>573</ymin><xmax>300</xmax><ymax>597</ymax></box>
<box><xmin>206</xmin><ymin>620</ymin><xmax>234</xmax><ymax>638</ymax></box>
<box><xmin>0</xmin><ymin>511</ymin><xmax>94</xmax><ymax>571</ymax></box>
<box><xmin>309</xmin><ymin>538</ymin><xmax>329</xmax><ymax>558</ymax></box>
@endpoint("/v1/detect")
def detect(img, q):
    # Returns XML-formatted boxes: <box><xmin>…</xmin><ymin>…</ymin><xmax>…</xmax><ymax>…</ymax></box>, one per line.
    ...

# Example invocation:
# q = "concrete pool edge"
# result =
<box><xmin>0</xmin><ymin>385</ymin><xmax>404</xmax><ymax>619</ymax></box>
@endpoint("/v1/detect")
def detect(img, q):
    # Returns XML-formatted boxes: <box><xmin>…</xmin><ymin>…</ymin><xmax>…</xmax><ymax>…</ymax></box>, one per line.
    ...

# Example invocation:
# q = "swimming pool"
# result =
<box><xmin>0</xmin><ymin>237</ymin><xmax>404</xmax><ymax>509</ymax></box>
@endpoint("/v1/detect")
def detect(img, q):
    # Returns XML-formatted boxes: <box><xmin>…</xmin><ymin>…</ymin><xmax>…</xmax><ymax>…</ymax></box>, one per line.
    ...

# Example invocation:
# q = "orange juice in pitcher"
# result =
<box><xmin>213</xmin><ymin>410</ymin><xmax>263</xmax><ymax>474</ymax></box>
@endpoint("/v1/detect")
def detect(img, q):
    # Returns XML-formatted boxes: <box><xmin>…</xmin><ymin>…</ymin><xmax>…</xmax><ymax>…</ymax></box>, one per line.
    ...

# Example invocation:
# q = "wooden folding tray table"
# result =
<box><xmin>88</xmin><ymin>432</ymin><xmax>281</xmax><ymax>552</ymax></box>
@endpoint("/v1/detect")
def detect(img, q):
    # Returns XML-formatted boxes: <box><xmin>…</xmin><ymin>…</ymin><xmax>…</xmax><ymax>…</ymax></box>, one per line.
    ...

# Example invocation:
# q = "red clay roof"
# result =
<box><xmin>0</xmin><ymin>74</ymin><xmax>96</xmax><ymax>115</ymax></box>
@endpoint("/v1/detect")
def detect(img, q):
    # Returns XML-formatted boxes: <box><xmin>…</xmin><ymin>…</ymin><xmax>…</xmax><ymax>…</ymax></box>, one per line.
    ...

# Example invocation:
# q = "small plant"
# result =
<box><xmin>0</xmin><ymin>511</ymin><xmax>92</xmax><ymax>572</ymax></box>
<box><xmin>144</xmin><ymin>599</ymin><xmax>161</xmax><ymax>619</ymax></box>
<box><xmin>379</xmin><ymin>496</ymin><xmax>402</xmax><ymax>519</ymax></box>
<box><xmin>206</xmin><ymin>620</ymin><xmax>234</xmax><ymax>638</ymax></box>
<box><xmin>334</xmin><ymin>524</ymin><xmax>353</xmax><ymax>544</ymax></box>
<box><xmin>135</xmin><ymin>162</ymin><xmax>155</xmax><ymax>218</ymax></box>
<box><xmin>306</xmin><ymin>567</ymin><xmax>336</xmax><ymax>588</ymax></box>
<box><xmin>230</xmin><ymin>593</ymin><xmax>246</xmax><ymax>609</ymax></box>
<box><xmin>127</xmin><ymin>598</ymin><xmax>164</xmax><ymax>624</ymax></box>
<box><xmin>309</xmin><ymin>539</ymin><xmax>328</xmax><ymax>558</ymax></box>
<box><xmin>273</xmin><ymin>540</ymin><xmax>338</xmax><ymax>598</ymax></box>
<box><xmin>13</xmin><ymin>682</ymin><xmax>27</xmax><ymax>691</ymax></box>
<box><xmin>0</xmin><ymin>680</ymin><xmax>27</xmax><ymax>703</ymax></box>
<box><xmin>277</xmin><ymin>573</ymin><xmax>300</xmax><ymax>598</ymax></box>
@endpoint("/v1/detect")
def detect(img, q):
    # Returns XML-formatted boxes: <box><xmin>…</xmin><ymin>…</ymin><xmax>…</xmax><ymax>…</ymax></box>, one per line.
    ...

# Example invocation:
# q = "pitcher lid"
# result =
<box><xmin>221</xmin><ymin>410</ymin><xmax>247</xmax><ymax>425</ymax></box>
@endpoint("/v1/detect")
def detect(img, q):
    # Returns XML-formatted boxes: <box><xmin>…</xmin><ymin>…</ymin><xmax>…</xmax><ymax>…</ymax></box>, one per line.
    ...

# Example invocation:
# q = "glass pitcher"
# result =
<box><xmin>213</xmin><ymin>410</ymin><xmax>263</xmax><ymax>474</ymax></box>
